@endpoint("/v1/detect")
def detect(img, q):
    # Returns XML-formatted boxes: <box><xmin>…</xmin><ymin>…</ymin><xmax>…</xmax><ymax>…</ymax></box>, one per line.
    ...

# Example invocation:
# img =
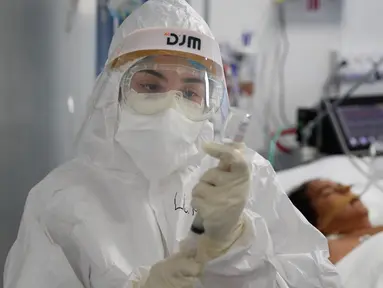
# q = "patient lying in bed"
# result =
<box><xmin>288</xmin><ymin>179</ymin><xmax>383</xmax><ymax>264</ymax></box>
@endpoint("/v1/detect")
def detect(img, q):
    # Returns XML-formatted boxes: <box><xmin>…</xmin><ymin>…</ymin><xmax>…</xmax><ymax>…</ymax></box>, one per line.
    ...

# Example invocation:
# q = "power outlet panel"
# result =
<box><xmin>337</xmin><ymin>52</ymin><xmax>383</xmax><ymax>82</ymax></box>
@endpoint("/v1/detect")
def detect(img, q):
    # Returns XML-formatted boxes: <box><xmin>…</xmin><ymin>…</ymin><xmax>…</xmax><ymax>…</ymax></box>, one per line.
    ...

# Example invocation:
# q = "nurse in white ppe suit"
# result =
<box><xmin>4</xmin><ymin>0</ymin><xmax>341</xmax><ymax>287</ymax></box>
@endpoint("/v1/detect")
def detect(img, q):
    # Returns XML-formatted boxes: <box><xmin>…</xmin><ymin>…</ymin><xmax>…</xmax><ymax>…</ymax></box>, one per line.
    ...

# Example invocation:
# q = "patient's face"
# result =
<box><xmin>307</xmin><ymin>179</ymin><xmax>371</xmax><ymax>234</ymax></box>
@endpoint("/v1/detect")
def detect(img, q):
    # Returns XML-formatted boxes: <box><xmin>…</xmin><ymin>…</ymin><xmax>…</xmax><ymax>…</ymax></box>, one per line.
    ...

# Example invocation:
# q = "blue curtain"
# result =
<box><xmin>96</xmin><ymin>0</ymin><xmax>114</xmax><ymax>75</ymax></box>
<box><xmin>96</xmin><ymin>0</ymin><xmax>148</xmax><ymax>75</ymax></box>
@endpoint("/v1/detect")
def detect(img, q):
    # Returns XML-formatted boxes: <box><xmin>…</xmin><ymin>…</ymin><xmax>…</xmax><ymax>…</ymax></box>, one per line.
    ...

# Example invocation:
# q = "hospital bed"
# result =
<box><xmin>276</xmin><ymin>155</ymin><xmax>383</xmax><ymax>288</ymax></box>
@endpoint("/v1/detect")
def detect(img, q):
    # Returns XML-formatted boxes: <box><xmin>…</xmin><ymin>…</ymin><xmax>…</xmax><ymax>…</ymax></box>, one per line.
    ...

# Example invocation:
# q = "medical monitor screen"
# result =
<box><xmin>335</xmin><ymin>104</ymin><xmax>383</xmax><ymax>150</ymax></box>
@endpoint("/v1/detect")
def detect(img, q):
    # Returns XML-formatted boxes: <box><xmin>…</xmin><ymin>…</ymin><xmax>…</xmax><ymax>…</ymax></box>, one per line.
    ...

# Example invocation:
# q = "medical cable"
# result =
<box><xmin>276</xmin><ymin>2</ymin><xmax>291</xmax><ymax>127</ymax></box>
<box><xmin>259</xmin><ymin>1</ymin><xmax>292</xmax><ymax>153</ymax></box>
<box><xmin>258</xmin><ymin>41</ymin><xmax>285</xmax><ymax>154</ymax></box>
<box><xmin>264</xmin><ymin>1</ymin><xmax>291</xmax><ymax>130</ymax></box>
<box><xmin>191</xmin><ymin>113</ymin><xmax>252</xmax><ymax>235</ymax></box>
<box><xmin>274</xmin><ymin>127</ymin><xmax>296</xmax><ymax>153</ymax></box>
<box><xmin>277</xmin><ymin>128</ymin><xmax>296</xmax><ymax>153</ymax></box>
<box><xmin>322</xmin><ymin>60</ymin><xmax>348</xmax><ymax>98</ymax></box>
<box><xmin>253</xmin><ymin>1</ymin><xmax>284</xmax><ymax>143</ymax></box>
<box><xmin>268</xmin><ymin>127</ymin><xmax>285</xmax><ymax>166</ymax></box>
<box><xmin>268</xmin><ymin>127</ymin><xmax>296</xmax><ymax>166</ymax></box>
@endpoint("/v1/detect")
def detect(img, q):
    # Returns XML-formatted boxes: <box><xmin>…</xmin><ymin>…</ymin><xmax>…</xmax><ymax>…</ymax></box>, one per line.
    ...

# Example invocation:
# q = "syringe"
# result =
<box><xmin>191</xmin><ymin>113</ymin><xmax>252</xmax><ymax>235</ymax></box>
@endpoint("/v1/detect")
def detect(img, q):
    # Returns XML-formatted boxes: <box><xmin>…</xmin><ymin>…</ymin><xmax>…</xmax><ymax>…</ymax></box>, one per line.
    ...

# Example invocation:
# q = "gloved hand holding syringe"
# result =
<box><xmin>191</xmin><ymin>110</ymin><xmax>252</xmax><ymax>235</ymax></box>
<box><xmin>190</xmin><ymin>109</ymin><xmax>252</xmax><ymax>264</ymax></box>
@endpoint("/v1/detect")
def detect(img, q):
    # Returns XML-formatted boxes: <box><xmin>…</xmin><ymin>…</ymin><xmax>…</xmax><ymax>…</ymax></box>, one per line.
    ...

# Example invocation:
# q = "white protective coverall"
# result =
<box><xmin>4</xmin><ymin>0</ymin><xmax>341</xmax><ymax>287</ymax></box>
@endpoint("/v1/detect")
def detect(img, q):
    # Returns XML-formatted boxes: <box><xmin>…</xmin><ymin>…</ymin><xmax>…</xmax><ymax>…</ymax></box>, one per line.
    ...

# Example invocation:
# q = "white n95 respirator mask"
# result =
<box><xmin>115</xmin><ymin>90</ymin><xmax>213</xmax><ymax>180</ymax></box>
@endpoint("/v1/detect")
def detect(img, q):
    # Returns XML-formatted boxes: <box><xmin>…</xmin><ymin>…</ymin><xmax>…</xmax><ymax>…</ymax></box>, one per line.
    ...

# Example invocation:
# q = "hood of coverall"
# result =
<box><xmin>75</xmin><ymin>0</ymin><xmax>228</xmax><ymax>179</ymax></box>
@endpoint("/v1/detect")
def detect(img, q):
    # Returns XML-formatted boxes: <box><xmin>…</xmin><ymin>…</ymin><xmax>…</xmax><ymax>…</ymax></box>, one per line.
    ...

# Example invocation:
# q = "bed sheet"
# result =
<box><xmin>336</xmin><ymin>232</ymin><xmax>383</xmax><ymax>288</ymax></box>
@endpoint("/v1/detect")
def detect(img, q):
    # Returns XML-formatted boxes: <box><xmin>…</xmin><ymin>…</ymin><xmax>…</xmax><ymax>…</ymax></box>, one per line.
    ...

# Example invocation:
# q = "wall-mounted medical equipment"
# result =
<box><xmin>278</xmin><ymin>0</ymin><xmax>321</xmax><ymax>10</ymax></box>
<box><xmin>295</xmin><ymin>55</ymin><xmax>383</xmax><ymax>156</ymax></box>
<box><xmin>281</xmin><ymin>0</ymin><xmax>340</xmax><ymax>11</ymax></box>
<box><xmin>297</xmin><ymin>94</ymin><xmax>383</xmax><ymax>156</ymax></box>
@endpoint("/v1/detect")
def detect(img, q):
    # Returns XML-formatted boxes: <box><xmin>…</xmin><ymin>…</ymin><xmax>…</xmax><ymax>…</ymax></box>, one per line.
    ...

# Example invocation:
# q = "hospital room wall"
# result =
<box><xmin>192</xmin><ymin>0</ymin><xmax>383</xmax><ymax>149</ymax></box>
<box><xmin>0</xmin><ymin>0</ymin><xmax>54</xmax><ymax>277</ymax></box>
<box><xmin>0</xmin><ymin>0</ymin><xmax>96</xmax><ymax>281</ymax></box>
<box><xmin>49</xmin><ymin>0</ymin><xmax>97</xmax><ymax>163</ymax></box>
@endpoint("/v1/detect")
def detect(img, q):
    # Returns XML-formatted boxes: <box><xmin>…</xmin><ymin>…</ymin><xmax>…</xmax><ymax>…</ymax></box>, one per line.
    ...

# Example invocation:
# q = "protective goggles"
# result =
<box><xmin>119</xmin><ymin>59</ymin><xmax>226</xmax><ymax>121</ymax></box>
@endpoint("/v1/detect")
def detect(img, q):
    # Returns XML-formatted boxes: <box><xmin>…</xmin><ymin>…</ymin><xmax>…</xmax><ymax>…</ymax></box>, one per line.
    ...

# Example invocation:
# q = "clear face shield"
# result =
<box><xmin>118</xmin><ymin>55</ymin><xmax>228</xmax><ymax>122</ymax></box>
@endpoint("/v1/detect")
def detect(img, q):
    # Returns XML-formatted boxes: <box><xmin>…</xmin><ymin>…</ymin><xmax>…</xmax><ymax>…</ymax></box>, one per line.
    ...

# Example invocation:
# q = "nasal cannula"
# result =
<box><xmin>191</xmin><ymin>113</ymin><xmax>252</xmax><ymax>235</ymax></box>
